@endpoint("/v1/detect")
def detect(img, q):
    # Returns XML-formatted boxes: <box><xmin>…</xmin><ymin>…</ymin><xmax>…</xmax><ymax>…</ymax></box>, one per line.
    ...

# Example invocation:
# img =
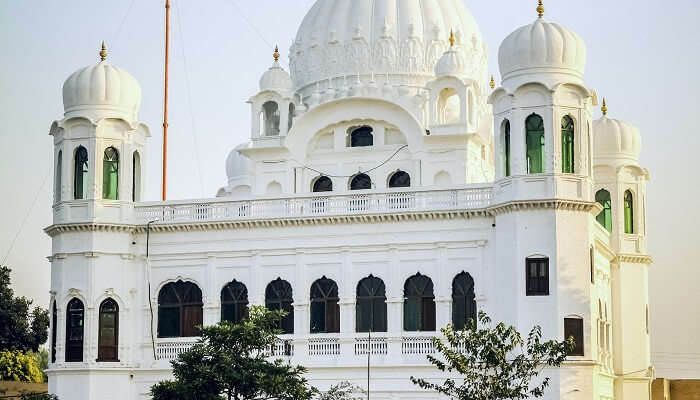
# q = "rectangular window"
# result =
<box><xmin>526</xmin><ymin>258</ymin><xmax>549</xmax><ymax>296</ymax></box>
<box><xmin>564</xmin><ymin>318</ymin><xmax>584</xmax><ymax>356</ymax></box>
<box><xmin>590</xmin><ymin>247</ymin><xmax>595</xmax><ymax>284</ymax></box>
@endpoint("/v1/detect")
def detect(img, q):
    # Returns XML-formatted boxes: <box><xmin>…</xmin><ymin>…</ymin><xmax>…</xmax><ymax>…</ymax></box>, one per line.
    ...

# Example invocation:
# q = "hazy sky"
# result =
<box><xmin>0</xmin><ymin>0</ymin><xmax>698</xmax><ymax>374</ymax></box>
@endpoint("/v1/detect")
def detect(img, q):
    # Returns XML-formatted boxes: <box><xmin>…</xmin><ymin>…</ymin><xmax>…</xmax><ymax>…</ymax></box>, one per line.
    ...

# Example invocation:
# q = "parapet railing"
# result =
<box><xmin>135</xmin><ymin>186</ymin><xmax>493</xmax><ymax>225</ymax></box>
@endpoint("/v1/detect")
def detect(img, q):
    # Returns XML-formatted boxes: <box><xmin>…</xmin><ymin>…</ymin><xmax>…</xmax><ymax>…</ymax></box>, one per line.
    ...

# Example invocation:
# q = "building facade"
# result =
<box><xmin>45</xmin><ymin>1</ymin><xmax>653</xmax><ymax>399</ymax></box>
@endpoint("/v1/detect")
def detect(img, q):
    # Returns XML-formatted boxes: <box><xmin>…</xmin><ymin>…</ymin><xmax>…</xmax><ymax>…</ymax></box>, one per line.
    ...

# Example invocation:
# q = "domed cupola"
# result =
<box><xmin>62</xmin><ymin>42</ymin><xmax>141</xmax><ymax>121</ymax></box>
<box><xmin>435</xmin><ymin>31</ymin><xmax>466</xmax><ymax>78</ymax></box>
<box><xmin>593</xmin><ymin>100</ymin><xmax>641</xmax><ymax>164</ymax></box>
<box><xmin>259</xmin><ymin>46</ymin><xmax>293</xmax><ymax>93</ymax></box>
<box><xmin>498</xmin><ymin>1</ymin><xmax>586</xmax><ymax>89</ymax></box>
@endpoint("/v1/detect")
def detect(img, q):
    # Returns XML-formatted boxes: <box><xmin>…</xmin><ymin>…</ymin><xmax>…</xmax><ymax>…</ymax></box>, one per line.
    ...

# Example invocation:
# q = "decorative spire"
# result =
<box><xmin>273</xmin><ymin>45</ymin><xmax>280</xmax><ymax>61</ymax></box>
<box><xmin>99</xmin><ymin>41</ymin><xmax>107</xmax><ymax>62</ymax></box>
<box><xmin>448</xmin><ymin>30</ymin><xmax>455</xmax><ymax>47</ymax></box>
<box><xmin>490</xmin><ymin>75</ymin><xmax>495</xmax><ymax>89</ymax></box>
<box><xmin>537</xmin><ymin>0</ymin><xmax>545</xmax><ymax>18</ymax></box>
<box><xmin>601</xmin><ymin>98</ymin><xmax>608</xmax><ymax>116</ymax></box>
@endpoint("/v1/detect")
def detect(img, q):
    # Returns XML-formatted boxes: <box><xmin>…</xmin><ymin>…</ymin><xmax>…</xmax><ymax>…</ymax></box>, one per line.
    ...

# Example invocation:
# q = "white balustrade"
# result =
<box><xmin>401</xmin><ymin>336</ymin><xmax>436</xmax><ymax>355</ymax></box>
<box><xmin>354</xmin><ymin>336</ymin><xmax>388</xmax><ymax>355</ymax></box>
<box><xmin>308</xmin><ymin>337</ymin><xmax>340</xmax><ymax>356</ymax></box>
<box><xmin>266</xmin><ymin>338</ymin><xmax>295</xmax><ymax>357</ymax></box>
<box><xmin>134</xmin><ymin>186</ymin><xmax>493</xmax><ymax>225</ymax></box>
<box><xmin>156</xmin><ymin>339</ymin><xmax>199</xmax><ymax>361</ymax></box>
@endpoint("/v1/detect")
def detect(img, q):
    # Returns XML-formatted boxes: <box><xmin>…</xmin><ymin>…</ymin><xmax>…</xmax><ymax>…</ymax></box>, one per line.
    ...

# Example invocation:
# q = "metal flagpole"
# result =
<box><xmin>162</xmin><ymin>0</ymin><xmax>171</xmax><ymax>201</ymax></box>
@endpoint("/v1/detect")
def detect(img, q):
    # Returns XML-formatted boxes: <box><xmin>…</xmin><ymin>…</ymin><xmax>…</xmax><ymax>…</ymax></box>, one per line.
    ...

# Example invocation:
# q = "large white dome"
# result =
<box><xmin>593</xmin><ymin>115</ymin><xmax>641</xmax><ymax>164</ymax></box>
<box><xmin>290</xmin><ymin>0</ymin><xmax>487</xmax><ymax>98</ymax></box>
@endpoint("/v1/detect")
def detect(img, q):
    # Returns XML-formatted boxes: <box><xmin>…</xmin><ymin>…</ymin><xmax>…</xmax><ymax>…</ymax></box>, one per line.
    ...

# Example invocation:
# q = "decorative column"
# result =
<box><xmin>203</xmin><ymin>254</ymin><xmax>219</xmax><ymax>326</ymax></box>
<box><xmin>386</xmin><ymin>247</ymin><xmax>403</xmax><ymax>361</ymax></box>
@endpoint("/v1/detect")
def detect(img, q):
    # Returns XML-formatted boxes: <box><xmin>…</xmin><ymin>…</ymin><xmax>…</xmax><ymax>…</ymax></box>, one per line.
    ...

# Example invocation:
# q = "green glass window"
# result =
<box><xmin>526</xmin><ymin>114</ymin><xmax>545</xmax><ymax>174</ymax></box>
<box><xmin>55</xmin><ymin>151</ymin><xmax>62</xmax><ymax>202</ymax></box>
<box><xmin>561</xmin><ymin>116</ymin><xmax>575</xmax><ymax>173</ymax></box>
<box><xmin>102</xmin><ymin>147</ymin><xmax>119</xmax><ymax>200</ymax></box>
<box><xmin>504</xmin><ymin>120</ymin><xmax>511</xmax><ymax>177</ymax></box>
<box><xmin>74</xmin><ymin>146</ymin><xmax>88</xmax><ymax>199</ymax></box>
<box><xmin>595</xmin><ymin>189</ymin><xmax>612</xmax><ymax>232</ymax></box>
<box><xmin>624</xmin><ymin>190</ymin><xmax>634</xmax><ymax>234</ymax></box>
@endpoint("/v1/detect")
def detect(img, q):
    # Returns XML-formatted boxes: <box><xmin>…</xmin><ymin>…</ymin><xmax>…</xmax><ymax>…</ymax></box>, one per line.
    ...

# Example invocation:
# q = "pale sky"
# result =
<box><xmin>0</xmin><ymin>0</ymin><xmax>698</xmax><ymax>373</ymax></box>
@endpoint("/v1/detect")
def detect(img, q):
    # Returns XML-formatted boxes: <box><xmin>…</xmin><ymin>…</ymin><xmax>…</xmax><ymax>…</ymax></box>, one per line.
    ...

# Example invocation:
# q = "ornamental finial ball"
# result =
<box><xmin>273</xmin><ymin>45</ymin><xmax>280</xmax><ymax>61</ymax></box>
<box><xmin>537</xmin><ymin>0</ymin><xmax>545</xmax><ymax>18</ymax></box>
<box><xmin>100</xmin><ymin>41</ymin><xmax>107</xmax><ymax>62</ymax></box>
<box><xmin>448</xmin><ymin>30</ymin><xmax>455</xmax><ymax>47</ymax></box>
<box><xmin>601</xmin><ymin>98</ymin><xmax>608</xmax><ymax>116</ymax></box>
<box><xmin>489</xmin><ymin>75</ymin><xmax>495</xmax><ymax>89</ymax></box>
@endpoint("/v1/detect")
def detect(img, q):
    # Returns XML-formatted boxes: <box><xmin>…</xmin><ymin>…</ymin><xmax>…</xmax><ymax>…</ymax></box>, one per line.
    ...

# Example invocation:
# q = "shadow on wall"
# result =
<box><xmin>652</xmin><ymin>379</ymin><xmax>700</xmax><ymax>400</ymax></box>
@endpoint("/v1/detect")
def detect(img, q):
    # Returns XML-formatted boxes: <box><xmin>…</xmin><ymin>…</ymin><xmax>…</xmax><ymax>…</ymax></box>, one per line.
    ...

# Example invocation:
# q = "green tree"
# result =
<box><xmin>411</xmin><ymin>312</ymin><xmax>574</xmax><ymax>400</ymax></box>
<box><xmin>0</xmin><ymin>350</ymin><xmax>43</xmax><ymax>382</ymax></box>
<box><xmin>150</xmin><ymin>306</ymin><xmax>316</xmax><ymax>400</ymax></box>
<box><xmin>317</xmin><ymin>381</ymin><xmax>365</xmax><ymax>400</ymax></box>
<box><xmin>0</xmin><ymin>266</ymin><xmax>50</xmax><ymax>352</ymax></box>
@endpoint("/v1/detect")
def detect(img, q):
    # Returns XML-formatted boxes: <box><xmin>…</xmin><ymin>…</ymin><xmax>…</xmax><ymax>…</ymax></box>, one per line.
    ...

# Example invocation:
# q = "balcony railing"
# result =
<box><xmin>354</xmin><ymin>336</ymin><xmax>388</xmax><ymax>355</ymax></box>
<box><xmin>401</xmin><ymin>336</ymin><xmax>436</xmax><ymax>355</ymax></box>
<box><xmin>308</xmin><ymin>337</ymin><xmax>340</xmax><ymax>356</ymax></box>
<box><xmin>156</xmin><ymin>338</ymin><xmax>198</xmax><ymax>361</ymax></box>
<box><xmin>135</xmin><ymin>186</ymin><xmax>492</xmax><ymax>225</ymax></box>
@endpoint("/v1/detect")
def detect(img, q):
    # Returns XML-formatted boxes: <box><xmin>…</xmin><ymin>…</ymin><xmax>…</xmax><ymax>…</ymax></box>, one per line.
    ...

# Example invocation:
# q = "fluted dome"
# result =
<box><xmin>435</xmin><ymin>45</ymin><xmax>465</xmax><ymax>78</ymax></box>
<box><xmin>593</xmin><ymin>116</ymin><xmax>641</xmax><ymax>163</ymax></box>
<box><xmin>62</xmin><ymin>60</ymin><xmax>141</xmax><ymax>120</ymax></box>
<box><xmin>260</xmin><ymin>60</ymin><xmax>293</xmax><ymax>93</ymax></box>
<box><xmin>498</xmin><ymin>17</ymin><xmax>586</xmax><ymax>87</ymax></box>
<box><xmin>226</xmin><ymin>146</ymin><xmax>252</xmax><ymax>180</ymax></box>
<box><xmin>290</xmin><ymin>0</ymin><xmax>487</xmax><ymax>98</ymax></box>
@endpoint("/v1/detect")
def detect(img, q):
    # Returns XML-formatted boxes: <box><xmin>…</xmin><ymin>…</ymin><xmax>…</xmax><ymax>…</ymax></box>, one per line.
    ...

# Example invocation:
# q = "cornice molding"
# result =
<box><xmin>614</xmin><ymin>254</ymin><xmax>653</xmax><ymax>264</ymax></box>
<box><xmin>44</xmin><ymin>199</ymin><xmax>600</xmax><ymax>236</ymax></box>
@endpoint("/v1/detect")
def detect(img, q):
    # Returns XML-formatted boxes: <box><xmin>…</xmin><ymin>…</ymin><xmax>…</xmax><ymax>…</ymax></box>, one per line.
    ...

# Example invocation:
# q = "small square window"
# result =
<box><xmin>564</xmin><ymin>318</ymin><xmax>584</xmax><ymax>356</ymax></box>
<box><xmin>526</xmin><ymin>258</ymin><xmax>549</xmax><ymax>296</ymax></box>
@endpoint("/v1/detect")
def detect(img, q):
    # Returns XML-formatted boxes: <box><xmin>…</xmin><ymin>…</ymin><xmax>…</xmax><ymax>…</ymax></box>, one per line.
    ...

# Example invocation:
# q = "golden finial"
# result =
<box><xmin>601</xmin><ymin>98</ymin><xmax>608</xmax><ymax>116</ymax></box>
<box><xmin>489</xmin><ymin>75</ymin><xmax>495</xmax><ymax>89</ymax></box>
<box><xmin>448</xmin><ymin>30</ymin><xmax>455</xmax><ymax>47</ymax></box>
<box><xmin>273</xmin><ymin>45</ymin><xmax>280</xmax><ymax>61</ymax></box>
<box><xmin>99</xmin><ymin>41</ymin><xmax>107</xmax><ymax>62</ymax></box>
<box><xmin>537</xmin><ymin>0</ymin><xmax>545</xmax><ymax>18</ymax></box>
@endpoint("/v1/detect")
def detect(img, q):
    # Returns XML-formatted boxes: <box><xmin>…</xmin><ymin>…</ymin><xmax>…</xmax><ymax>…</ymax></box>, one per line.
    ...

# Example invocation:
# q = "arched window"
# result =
<box><xmin>503</xmin><ymin>120</ymin><xmax>511</xmax><ymax>177</ymax></box>
<box><xmin>74</xmin><ymin>146</ymin><xmax>89</xmax><ymax>200</ymax></box>
<box><xmin>356</xmin><ymin>275</ymin><xmax>387</xmax><ymax>333</ymax></box>
<box><xmin>388</xmin><ymin>171</ymin><xmax>411</xmax><ymax>188</ymax></box>
<box><xmin>50</xmin><ymin>301</ymin><xmax>57</xmax><ymax>363</ymax></box>
<box><xmin>452</xmin><ymin>272</ymin><xmax>477</xmax><ymax>330</ymax></box>
<box><xmin>561</xmin><ymin>116</ymin><xmax>575</xmax><ymax>173</ymax></box>
<box><xmin>350</xmin><ymin>173</ymin><xmax>372</xmax><ymax>190</ymax></box>
<box><xmin>221</xmin><ymin>280</ymin><xmax>248</xmax><ymax>324</ymax></box>
<box><xmin>97</xmin><ymin>298</ymin><xmax>119</xmax><ymax>362</ymax></box>
<box><xmin>404</xmin><ymin>273</ymin><xmax>436</xmax><ymax>332</ymax></box>
<box><xmin>262</xmin><ymin>101</ymin><xmax>280</xmax><ymax>136</ymax></box>
<box><xmin>595</xmin><ymin>189</ymin><xmax>612</xmax><ymax>232</ymax></box>
<box><xmin>288</xmin><ymin>103</ymin><xmax>295</xmax><ymax>132</ymax></box>
<box><xmin>65</xmin><ymin>298</ymin><xmax>84</xmax><ymax>362</ymax></box>
<box><xmin>265</xmin><ymin>278</ymin><xmax>294</xmax><ymax>334</ymax></box>
<box><xmin>434</xmin><ymin>171</ymin><xmax>452</xmax><ymax>186</ymax></box>
<box><xmin>55</xmin><ymin>151</ymin><xmax>62</xmax><ymax>202</ymax></box>
<box><xmin>437</xmin><ymin>88</ymin><xmax>460</xmax><ymax>125</ymax></box>
<box><xmin>624</xmin><ymin>190</ymin><xmax>634</xmax><ymax>234</ymax></box>
<box><xmin>526</xmin><ymin>114</ymin><xmax>545</xmax><ymax>174</ymax></box>
<box><xmin>103</xmin><ymin>147</ymin><xmax>119</xmax><ymax>200</ymax></box>
<box><xmin>132</xmin><ymin>151</ymin><xmax>141</xmax><ymax>202</ymax></box>
<box><xmin>157</xmin><ymin>281</ymin><xmax>203</xmax><ymax>338</ymax></box>
<box><xmin>266</xmin><ymin>181</ymin><xmax>282</xmax><ymax>195</ymax></box>
<box><xmin>310</xmin><ymin>277</ymin><xmax>340</xmax><ymax>333</ymax></box>
<box><xmin>312</xmin><ymin>176</ymin><xmax>333</xmax><ymax>192</ymax></box>
<box><xmin>349</xmin><ymin>126</ymin><xmax>374</xmax><ymax>147</ymax></box>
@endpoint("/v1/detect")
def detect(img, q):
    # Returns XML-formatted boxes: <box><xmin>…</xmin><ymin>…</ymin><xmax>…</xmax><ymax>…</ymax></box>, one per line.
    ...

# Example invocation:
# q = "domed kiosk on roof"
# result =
<box><xmin>593</xmin><ymin>100</ymin><xmax>642</xmax><ymax>164</ymax></box>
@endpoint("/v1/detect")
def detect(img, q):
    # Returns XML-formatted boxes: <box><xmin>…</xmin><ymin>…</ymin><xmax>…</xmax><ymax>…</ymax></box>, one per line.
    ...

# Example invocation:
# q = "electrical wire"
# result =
<box><xmin>286</xmin><ymin>144</ymin><xmax>409</xmax><ymax>178</ymax></box>
<box><xmin>109</xmin><ymin>0</ymin><xmax>138</xmax><ymax>53</ymax></box>
<box><xmin>2</xmin><ymin>167</ymin><xmax>51</xmax><ymax>266</ymax></box>
<box><xmin>173</xmin><ymin>3</ymin><xmax>205</xmax><ymax>197</ymax></box>
<box><xmin>224</xmin><ymin>0</ymin><xmax>289</xmax><ymax>67</ymax></box>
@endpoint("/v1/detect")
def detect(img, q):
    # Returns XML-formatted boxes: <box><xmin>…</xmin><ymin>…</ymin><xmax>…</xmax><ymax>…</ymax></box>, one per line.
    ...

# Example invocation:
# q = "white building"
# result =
<box><xmin>45</xmin><ymin>1</ymin><xmax>653</xmax><ymax>399</ymax></box>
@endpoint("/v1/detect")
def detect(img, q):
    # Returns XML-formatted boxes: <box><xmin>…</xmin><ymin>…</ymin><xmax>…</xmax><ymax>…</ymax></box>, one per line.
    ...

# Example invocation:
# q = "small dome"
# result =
<box><xmin>260</xmin><ymin>60</ymin><xmax>293</xmax><ymax>93</ymax></box>
<box><xmin>435</xmin><ymin>46</ymin><xmax>465</xmax><ymax>78</ymax></box>
<box><xmin>498</xmin><ymin>17</ymin><xmax>586</xmax><ymax>86</ymax></box>
<box><xmin>226</xmin><ymin>145</ymin><xmax>252</xmax><ymax>180</ymax></box>
<box><xmin>62</xmin><ymin>59</ymin><xmax>141</xmax><ymax>120</ymax></box>
<box><xmin>593</xmin><ymin>116</ymin><xmax>641</xmax><ymax>162</ymax></box>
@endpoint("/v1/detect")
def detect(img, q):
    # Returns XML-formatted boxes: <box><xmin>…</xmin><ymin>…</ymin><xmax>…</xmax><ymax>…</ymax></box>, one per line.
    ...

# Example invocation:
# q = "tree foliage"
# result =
<box><xmin>0</xmin><ymin>266</ymin><xmax>50</xmax><ymax>352</ymax></box>
<box><xmin>411</xmin><ymin>312</ymin><xmax>574</xmax><ymax>400</ymax></box>
<box><xmin>0</xmin><ymin>350</ymin><xmax>44</xmax><ymax>383</ymax></box>
<box><xmin>317</xmin><ymin>381</ymin><xmax>365</xmax><ymax>400</ymax></box>
<box><xmin>150</xmin><ymin>306</ymin><xmax>316</xmax><ymax>400</ymax></box>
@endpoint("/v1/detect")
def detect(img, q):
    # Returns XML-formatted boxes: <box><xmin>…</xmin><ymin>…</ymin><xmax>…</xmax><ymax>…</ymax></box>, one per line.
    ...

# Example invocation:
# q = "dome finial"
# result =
<box><xmin>99</xmin><ymin>41</ymin><xmax>107</xmax><ymax>62</ymax></box>
<box><xmin>489</xmin><ymin>75</ymin><xmax>495</xmax><ymax>89</ymax></box>
<box><xmin>537</xmin><ymin>0</ymin><xmax>545</xmax><ymax>18</ymax></box>
<box><xmin>448</xmin><ymin>30</ymin><xmax>455</xmax><ymax>47</ymax></box>
<box><xmin>601</xmin><ymin>98</ymin><xmax>608</xmax><ymax>116</ymax></box>
<box><xmin>273</xmin><ymin>45</ymin><xmax>280</xmax><ymax>61</ymax></box>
